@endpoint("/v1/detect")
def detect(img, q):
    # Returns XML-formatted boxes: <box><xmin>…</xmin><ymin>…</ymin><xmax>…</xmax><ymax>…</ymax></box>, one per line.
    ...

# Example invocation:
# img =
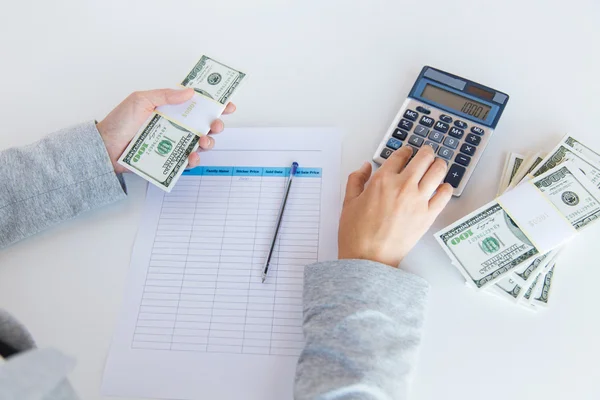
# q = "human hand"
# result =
<box><xmin>338</xmin><ymin>146</ymin><xmax>453</xmax><ymax>267</ymax></box>
<box><xmin>96</xmin><ymin>88</ymin><xmax>236</xmax><ymax>173</ymax></box>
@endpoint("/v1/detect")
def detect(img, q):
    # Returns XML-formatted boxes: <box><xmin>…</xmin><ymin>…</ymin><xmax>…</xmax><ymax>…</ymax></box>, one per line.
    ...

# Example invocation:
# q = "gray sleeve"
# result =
<box><xmin>0</xmin><ymin>121</ymin><xmax>127</xmax><ymax>249</ymax></box>
<box><xmin>295</xmin><ymin>260</ymin><xmax>429</xmax><ymax>400</ymax></box>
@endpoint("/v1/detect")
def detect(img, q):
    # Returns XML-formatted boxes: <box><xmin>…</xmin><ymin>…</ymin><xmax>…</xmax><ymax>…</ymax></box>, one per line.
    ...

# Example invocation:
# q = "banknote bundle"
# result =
<box><xmin>118</xmin><ymin>55</ymin><xmax>246</xmax><ymax>191</ymax></box>
<box><xmin>436</xmin><ymin>135</ymin><xmax>600</xmax><ymax>310</ymax></box>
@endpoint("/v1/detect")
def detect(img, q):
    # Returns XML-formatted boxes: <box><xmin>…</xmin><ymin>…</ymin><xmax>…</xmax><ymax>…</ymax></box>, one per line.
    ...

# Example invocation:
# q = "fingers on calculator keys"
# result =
<box><xmin>381</xmin><ymin>146</ymin><xmax>412</xmax><ymax>173</ymax></box>
<box><xmin>404</xmin><ymin>145</ymin><xmax>436</xmax><ymax>183</ymax></box>
<box><xmin>429</xmin><ymin>183</ymin><xmax>454</xmax><ymax>213</ymax></box>
<box><xmin>419</xmin><ymin>157</ymin><xmax>449</xmax><ymax>195</ymax></box>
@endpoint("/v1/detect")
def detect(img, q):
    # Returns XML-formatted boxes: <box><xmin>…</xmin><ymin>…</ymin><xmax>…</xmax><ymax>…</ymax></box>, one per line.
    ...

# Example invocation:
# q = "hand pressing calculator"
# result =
<box><xmin>373</xmin><ymin>66</ymin><xmax>509</xmax><ymax>196</ymax></box>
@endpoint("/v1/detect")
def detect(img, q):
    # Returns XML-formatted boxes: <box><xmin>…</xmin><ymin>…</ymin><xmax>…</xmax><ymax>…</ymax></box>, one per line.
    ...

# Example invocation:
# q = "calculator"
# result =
<box><xmin>373</xmin><ymin>66</ymin><xmax>509</xmax><ymax>196</ymax></box>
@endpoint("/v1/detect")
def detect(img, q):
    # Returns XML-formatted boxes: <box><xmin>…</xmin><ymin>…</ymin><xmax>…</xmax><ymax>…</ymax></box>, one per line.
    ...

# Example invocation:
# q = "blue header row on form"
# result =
<box><xmin>183</xmin><ymin>166</ymin><xmax>322</xmax><ymax>177</ymax></box>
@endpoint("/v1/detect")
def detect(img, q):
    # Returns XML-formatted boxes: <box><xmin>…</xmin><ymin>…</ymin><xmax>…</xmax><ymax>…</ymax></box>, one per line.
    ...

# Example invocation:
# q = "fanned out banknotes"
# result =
<box><xmin>436</xmin><ymin>135</ymin><xmax>600</xmax><ymax>310</ymax></box>
<box><xmin>118</xmin><ymin>55</ymin><xmax>246</xmax><ymax>191</ymax></box>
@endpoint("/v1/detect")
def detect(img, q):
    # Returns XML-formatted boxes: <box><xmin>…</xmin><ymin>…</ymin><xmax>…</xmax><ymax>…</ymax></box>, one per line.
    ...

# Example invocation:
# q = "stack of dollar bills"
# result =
<box><xmin>436</xmin><ymin>135</ymin><xmax>600</xmax><ymax>310</ymax></box>
<box><xmin>118</xmin><ymin>55</ymin><xmax>246</xmax><ymax>191</ymax></box>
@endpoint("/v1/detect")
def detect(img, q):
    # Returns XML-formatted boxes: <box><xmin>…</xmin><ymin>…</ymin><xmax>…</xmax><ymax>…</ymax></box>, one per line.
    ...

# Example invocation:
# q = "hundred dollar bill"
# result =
<box><xmin>436</xmin><ymin>163</ymin><xmax>600</xmax><ymax>289</ymax></box>
<box><xmin>497</xmin><ymin>152</ymin><xmax>525</xmax><ymax>195</ymax></box>
<box><xmin>531</xmin><ymin>135</ymin><xmax>600</xmax><ymax>189</ymax></box>
<box><xmin>531</xmin><ymin>264</ymin><xmax>556</xmax><ymax>307</ymax></box>
<box><xmin>506</xmin><ymin>151</ymin><xmax>544</xmax><ymax>191</ymax></box>
<box><xmin>118</xmin><ymin>55</ymin><xmax>246</xmax><ymax>191</ymax></box>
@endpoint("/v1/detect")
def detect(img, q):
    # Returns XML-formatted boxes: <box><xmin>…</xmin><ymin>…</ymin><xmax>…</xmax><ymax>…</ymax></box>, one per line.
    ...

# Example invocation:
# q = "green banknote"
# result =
<box><xmin>118</xmin><ymin>55</ymin><xmax>246</xmax><ymax>191</ymax></box>
<box><xmin>437</xmin><ymin>163</ymin><xmax>600</xmax><ymax>289</ymax></box>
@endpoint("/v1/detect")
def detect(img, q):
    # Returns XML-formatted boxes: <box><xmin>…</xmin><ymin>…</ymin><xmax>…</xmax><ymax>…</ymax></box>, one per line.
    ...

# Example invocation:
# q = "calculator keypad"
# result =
<box><xmin>465</xmin><ymin>134</ymin><xmax>481</xmax><ymax>146</ymax></box>
<box><xmin>433</xmin><ymin>121</ymin><xmax>449</xmax><ymax>133</ymax></box>
<box><xmin>386</xmin><ymin>137</ymin><xmax>402</xmax><ymax>150</ymax></box>
<box><xmin>408</xmin><ymin>135</ymin><xmax>424</xmax><ymax>147</ymax></box>
<box><xmin>403</xmin><ymin>109</ymin><xmax>418</xmax><ymax>121</ymax></box>
<box><xmin>373</xmin><ymin>99</ymin><xmax>494</xmax><ymax>196</ymax></box>
<box><xmin>438</xmin><ymin>147</ymin><xmax>454</xmax><ymax>160</ymax></box>
<box><xmin>380</xmin><ymin>148</ymin><xmax>394</xmax><ymax>159</ymax></box>
<box><xmin>460</xmin><ymin>143</ymin><xmax>476</xmax><ymax>156</ymax></box>
<box><xmin>399</xmin><ymin>119</ymin><xmax>413</xmax><ymax>130</ymax></box>
<box><xmin>455</xmin><ymin>153</ymin><xmax>471</xmax><ymax>166</ymax></box>
<box><xmin>471</xmin><ymin>126</ymin><xmax>485</xmax><ymax>135</ymax></box>
<box><xmin>414</xmin><ymin>125</ymin><xmax>429</xmax><ymax>137</ymax></box>
<box><xmin>420</xmin><ymin>116</ymin><xmax>434</xmax><ymax>127</ymax></box>
<box><xmin>392</xmin><ymin>129</ymin><xmax>408</xmax><ymax>141</ymax></box>
<box><xmin>429</xmin><ymin>131</ymin><xmax>444</xmax><ymax>143</ymax></box>
<box><xmin>448</xmin><ymin>127</ymin><xmax>464</xmax><ymax>139</ymax></box>
<box><xmin>445</xmin><ymin>164</ymin><xmax>466</xmax><ymax>188</ymax></box>
<box><xmin>454</xmin><ymin>120</ymin><xmax>468</xmax><ymax>129</ymax></box>
<box><xmin>443</xmin><ymin>136</ymin><xmax>459</xmax><ymax>149</ymax></box>
<box><xmin>423</xmin><ymin>141</ymin><xmax>439</xmax><ymax>152</ymax></box>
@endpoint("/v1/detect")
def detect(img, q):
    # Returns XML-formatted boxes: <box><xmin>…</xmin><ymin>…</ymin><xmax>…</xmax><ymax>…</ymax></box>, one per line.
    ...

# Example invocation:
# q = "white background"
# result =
<box><xmin>0</xmin><ymin>1</ymin><xmax>599</xmax><ymax>399</ymax></box>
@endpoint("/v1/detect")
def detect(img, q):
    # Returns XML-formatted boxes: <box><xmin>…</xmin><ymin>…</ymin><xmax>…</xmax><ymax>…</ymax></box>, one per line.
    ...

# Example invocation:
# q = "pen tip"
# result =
<box><xmin>261</xmin><ymin>276</ymin><xmax>266</xmax><ymax>283</ymax></box>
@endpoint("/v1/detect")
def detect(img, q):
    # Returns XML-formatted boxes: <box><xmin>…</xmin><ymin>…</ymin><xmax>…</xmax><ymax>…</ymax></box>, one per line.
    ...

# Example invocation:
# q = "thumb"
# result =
<box><xmin>141</xmin><ymin>88</ymin><xmax>195</xmax><ymax>108</ymax></box>
<box><xmin>344</xmin><ymin>162</ymin><xmax>372</xmax><ymax>206</ymax></box>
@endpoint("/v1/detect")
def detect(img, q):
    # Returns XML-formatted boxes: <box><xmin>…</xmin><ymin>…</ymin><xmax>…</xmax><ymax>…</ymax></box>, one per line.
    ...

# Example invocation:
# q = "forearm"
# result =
<box><xmin>295</xmin><ymin>260</ymin><xmax>429</xmax><ymax>400</ymax></box>
<box><xmin>0</xmin><ymin>121</ymin><xmax>127</xmax><ymax>249</ymax></box>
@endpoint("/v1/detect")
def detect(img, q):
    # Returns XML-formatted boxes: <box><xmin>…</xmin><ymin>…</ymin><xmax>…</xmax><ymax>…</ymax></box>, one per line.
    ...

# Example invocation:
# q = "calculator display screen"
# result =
<box><xmin>421</xmin><ymin>84</ymin><xmax>491</xmax><ymax>121</ymax></box>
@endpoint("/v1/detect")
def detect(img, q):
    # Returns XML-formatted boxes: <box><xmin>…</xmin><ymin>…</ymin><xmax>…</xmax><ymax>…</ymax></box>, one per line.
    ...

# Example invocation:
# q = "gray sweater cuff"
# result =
<box><xmin>0</xmin><ymin>121</ymin><xmax>127</xmax><ymax>248</ymax></box>
<box><xmin>296</xmin><ymin>260</ymin><xmax>429</xmax><ymax>399</ymax></box>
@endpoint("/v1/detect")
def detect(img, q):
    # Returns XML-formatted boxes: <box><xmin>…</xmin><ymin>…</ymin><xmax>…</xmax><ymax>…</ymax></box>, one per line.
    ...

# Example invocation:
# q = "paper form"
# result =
<box><xmin>102</xmin><ymin>128</ymin><xmax>342</xmax><ymax>400</ymax></box>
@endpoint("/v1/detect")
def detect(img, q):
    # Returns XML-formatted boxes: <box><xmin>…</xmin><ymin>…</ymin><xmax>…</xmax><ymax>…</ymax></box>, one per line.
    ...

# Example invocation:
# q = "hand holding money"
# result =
<box><xmin>96</xmin><ymin>88</ymin><xmax>235</xmax><ymax>173</ymax></box>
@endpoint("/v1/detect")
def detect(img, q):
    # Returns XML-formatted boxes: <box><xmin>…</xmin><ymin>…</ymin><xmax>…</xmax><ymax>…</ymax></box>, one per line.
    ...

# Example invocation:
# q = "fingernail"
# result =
<box><xmin>359</xmin><ymin>161</ymin><xmax>370</xmax><ymax>171</ymax></box>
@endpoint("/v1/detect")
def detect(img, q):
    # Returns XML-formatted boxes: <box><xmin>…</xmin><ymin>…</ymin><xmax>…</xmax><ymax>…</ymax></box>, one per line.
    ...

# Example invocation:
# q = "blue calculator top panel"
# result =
<box><xmin>408</xmin><ymin>66</ymin><xmax>509</xmax><ymax>129</ymax></box>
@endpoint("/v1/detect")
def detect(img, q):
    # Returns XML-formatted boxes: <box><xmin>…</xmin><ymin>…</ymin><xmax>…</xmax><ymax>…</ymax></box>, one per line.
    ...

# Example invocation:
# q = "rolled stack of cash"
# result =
<box><xmin>436</xmin><ymin>135</ymin><xmax>600</xmax><ymax>310</ymax></box>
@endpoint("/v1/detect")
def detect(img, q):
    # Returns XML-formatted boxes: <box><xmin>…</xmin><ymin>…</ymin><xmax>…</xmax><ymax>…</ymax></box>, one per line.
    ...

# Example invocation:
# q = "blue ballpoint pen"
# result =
<box><xmin>262</xmin><ymin>162</ymin><xmax>299</xmax><ymax>283</ymax></box>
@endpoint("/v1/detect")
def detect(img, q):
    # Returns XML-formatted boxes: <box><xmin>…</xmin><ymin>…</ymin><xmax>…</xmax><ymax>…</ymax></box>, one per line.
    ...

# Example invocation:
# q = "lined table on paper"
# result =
<box><xmin>135</xmin><ymin>166</ymin><xmax>322</xmax><ymax>356</ymax></box>
<box><xmin>102</xmin><ymin>128</ymin><xmax>341</xmax><ymax>400</ymax></box>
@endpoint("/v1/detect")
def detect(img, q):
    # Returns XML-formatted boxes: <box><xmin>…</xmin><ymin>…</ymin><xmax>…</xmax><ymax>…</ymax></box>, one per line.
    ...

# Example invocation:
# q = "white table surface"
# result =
<box><xmin>1</xmin><ymin>1</ymin><xmax>600</xmax><ymax>399</ymax></box>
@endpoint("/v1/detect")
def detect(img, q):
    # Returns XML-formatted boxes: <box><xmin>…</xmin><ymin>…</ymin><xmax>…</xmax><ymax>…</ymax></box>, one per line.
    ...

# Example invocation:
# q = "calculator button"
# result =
<box><xmin>471</xmin><ymin>126</ymin><xmax>485</xmax><ymax>135</ymax></box>
<box><xmin>455</xmin><ymin>153</ymin><xmax>471</xmax><ymax>166</ymax></box>
<box><xmin>408</xmin><ymin>135</ymin><xmax>424</xmax><ymax>147</ymax></box>
<box><xmin>443</xmin><ymin>136</ymin><xmax>459</xmax><ymax>149</ymax></box>
<box><xmin>423</xmin><ymin>141</ymin><xmax>439</xmax><ymax>152</ymax></box>
<box><xmin>419</xmin><ymin>116</ymin><xmax>434</xmax><ymax>127</ymax></box>
<box><xmin>392</xmin><ymin>128</ymin><xmax>408</xmax><ymax>141</ymax></box>
<box><xmin>437</xmin><ymin>147</ymin><xmax>454</xmax><ymax>160</ymax></box>
<box><xmin>403</xmin><ymin>109</ymin><xmax>419</xmax><ymax>121</ymax></box>
<box><xmin>398</xmin><ymin>119</ymin><xmax>414</xmax><ymax>131</ymax></box>
<box><xmin>414</xmin><ymin>125</ymin><xmax>429</xmax><ymax>137</ymax></box>
<box><xmin>445</xmin><ymin>163</ymin><xmax>467</xmax><ymax>188</ymax></box>
<box><xmin>416</xmin><ymin>106</ymin><xmax>431</xmax><ymax>115</ymax></box>
<box><xmin>429</xmin><ymin>131</ymin><xmax>444</xmax><ymax>143</ymax></box>
<box><xmin>454</xmin><ymin>120</ymin><xmax>468</xmax><ymax>129</ymax></box>
<box><xmin>465</xmin><ymin>133</ymin><xmax>481</xmax><ymax>146</ymax></box>
<box><xmin>439</xmin><ymin>114</ymin><xmax>453</xmax><ymax>123</ymax></box>
<box><xmin>448</xmin><ymin>127</ymin><xmax>464</xmax><ymax>139</ymax></box>
<box><xmin>433</xmin><ymin>121</ymin><xmax>449</xmax><ymax>133</ymax></box>
<box><xmin>380</xmin><ymin>148</ymin><xmax>394</xmax><ymax>159</ymax></box>
<box><xmin>386</xmin><ymin>137</ymin><xmax>402</xmax><ymax>150</ymax></box>
<box><xmin>460</xmin><ymin>143</ymin><xmax>476</xmax><ymax>156</ymax></box>
<box><xmin>407</xmin><ymin>145</ymin><xmax>419</xmax><ymax>156</ymax></box>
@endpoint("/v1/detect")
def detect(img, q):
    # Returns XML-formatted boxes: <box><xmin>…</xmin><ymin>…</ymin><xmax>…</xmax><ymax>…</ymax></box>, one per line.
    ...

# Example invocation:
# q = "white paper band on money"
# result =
<box><xmin>497</xmin><ymin>181</ymin><xmax>577</xmax><ymax>253</ymax></box>
<box><xmin>155</xmin><ymin>93</ymin><xmax>224</xmax><ymax>137</ymax></box>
